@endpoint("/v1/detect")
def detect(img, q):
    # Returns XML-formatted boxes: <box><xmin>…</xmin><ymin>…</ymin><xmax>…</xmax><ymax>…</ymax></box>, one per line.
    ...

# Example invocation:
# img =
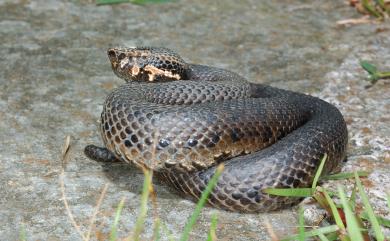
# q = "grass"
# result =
<box><xmin>352</xmin><ymin>0</ymin><xmax>390</xmax><ymax>20</ymax></box>
<box><xmin>109</xmin><ymin>197</ymin><xmax>126</xmax><ymax>241</ymax></box>
<box><xmin>105</xmin><ymin>164</ymin><xmax>224</xmax><ymax>241</ymax></box>
<box><xmin>58</xmin><ymin>134</ymin><xmax>224</xmax><ymax>240</ymax></box>
<box><xmin>360</xmin><ymin>60</ymin><xmax>390</xmax><ymax>84</ymax></box>
<box><xmin>54</xmin><ymin>137</ymin><xmax>389</xmax><ymax>241</ymax></box>
<box><xmin>265</xmin><ymin>154</ymin><xmax>389</xmax><ymax>241</ymax></box>
<box><xmin>179</xmin><ymin>164</ymin><xmax>224</xmax><ymax>241</ymax></box>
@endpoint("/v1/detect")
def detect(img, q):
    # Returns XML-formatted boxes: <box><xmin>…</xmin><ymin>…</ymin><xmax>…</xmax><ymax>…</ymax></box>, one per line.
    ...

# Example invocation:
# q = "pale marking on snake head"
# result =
<box><xmin>130</xmin><ymin>65</ymin><xmax>140</xmax><ymax>76</ymax></box>
<box><xmin>120</xmin><ymin>57</ymin><xmax>129</xmax><ymax>68</ymax></box>
<box><xmin>144</xmin><ymin>65</ymin><xmax>181</xmax><ymax>82</ymax></box>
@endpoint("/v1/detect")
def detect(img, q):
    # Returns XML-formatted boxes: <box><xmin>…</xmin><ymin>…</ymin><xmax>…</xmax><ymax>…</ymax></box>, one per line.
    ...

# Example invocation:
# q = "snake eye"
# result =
<box><xmin>118</xmin><ymin>53</ymin><xmax>126</xmax><ymax>60</ymax></box>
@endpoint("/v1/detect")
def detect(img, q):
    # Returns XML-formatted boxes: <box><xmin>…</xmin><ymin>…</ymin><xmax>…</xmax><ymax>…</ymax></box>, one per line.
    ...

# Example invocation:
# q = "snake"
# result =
<box><xmin>84</xmin><ymin>47</ymin><xmax>348</xmax><ymax>212</ymax></box>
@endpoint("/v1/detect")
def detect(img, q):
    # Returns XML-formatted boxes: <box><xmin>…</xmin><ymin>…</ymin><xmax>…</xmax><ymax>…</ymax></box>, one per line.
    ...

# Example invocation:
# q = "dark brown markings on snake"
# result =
<box><xmin>125</xmin><ymin>126</ymin><xmax>132</xmax><ymax>135</ymax></box>
<box><xmin>137</xmin><ymin>143</ymin><xmax>144</xmax><ymax>151</ymax></box>
<box><xmin>127</xmin><ymin>114</ymin><xmax>134</xmax><ymax>122</ymax></box>
<box><xmin>121</xmin><ymin>119</ymin><xmax>127</xmax><ymax>127</ymax></box>
<box><xmin>131</xmin><ymin>122</ymin><xmax>139</xmax><ymax>130</ymax></box>
<box><xmin>240</xmin><ymin>197</ymin><xmax>252</xmax><ymax>206</ymax></box>
<box><xmin>130</xmin><ymin>134</ymin><xmax>138</xmax><ymax>143</ymax></box>
<box><xmin>210</xmin><ymin>133</ymin><xmax>220</xmax><ymax>144</ymax></box>
<box><xmin>145</xmin><ymin>137</ymin><xmax>153</xmax><ymax>145</ymax></box>
<box><xmin>111</xmin><ymin>126</ymin><xmax>116</xmax><ymax>135</ymax></box>
<box><xmin>261</xmin><ymin>126</ymin><xmax>274</xmax><ymax>142</ymax></box>
<box><xmin>158</xmin><ymin>138</ymin><xmax>170</xmax><ymax>148</ymax></box>
<box><xmin>286</xmin><ymin>176</ymin><xmax>294</xmax><ymax>185</ymax></box>
<box><xmin>124</xmin><ymin>140</ymin><xmax>132</xmax><ymax>147</ymax></box>
<box><xmin>247</xmin><ymin>190</ymin><xmax>258</xmax><ymax>198</ymax></box>
<box><xmin>187</xmin><ymin>138</ymin><xmax>198</xmax><ymax>147</ymax></box>
<box><xmin>230</xmin><ymin>128</ymin><xmax>241</xmax><ymax>142</ymax></box>
<box><xmin>231</xmin><ymin>192</ymin><xmax>242</xmax><ymax>200</ymax></box>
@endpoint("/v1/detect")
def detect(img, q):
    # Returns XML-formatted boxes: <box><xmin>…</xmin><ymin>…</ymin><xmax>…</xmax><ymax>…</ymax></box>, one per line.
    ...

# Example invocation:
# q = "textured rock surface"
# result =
<box><xmin>0</xmin><ymin>0</ymin><xmax>389</xmax><ymax>240</ymax></box>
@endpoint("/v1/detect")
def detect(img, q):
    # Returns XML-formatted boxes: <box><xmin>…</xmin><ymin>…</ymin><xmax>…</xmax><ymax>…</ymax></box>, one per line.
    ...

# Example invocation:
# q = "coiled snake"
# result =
<box><xmin>85</xmin><ymin>47</ymin><xmax>348</xmax><ymax>212</ymax></box>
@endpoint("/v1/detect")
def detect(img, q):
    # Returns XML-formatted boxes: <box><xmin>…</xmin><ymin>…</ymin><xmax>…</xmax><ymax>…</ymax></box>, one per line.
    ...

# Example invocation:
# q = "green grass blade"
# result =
<box><xmin>320</xmin><ymin>187</ymin><xmax>345</xmax><ymax>229</ymax></box>
<box><xmin>19</xmin><ymin>223</ymin><xmax>26</xmax><ymax>241</ymax></box>
<box><xmin>206</xmin><ymin>212</ymin><xmax>218</xmax><ymax>241</ymax></box>
<box><xmin>318</xmin><ymin>233</ymin><xmax>330</xmax><ymax>241</ymax></box>
<box><xmin>132</xmin><ymin>169</ymin><xmax>153</xmax><ymax>241</ymax></box>
<box><xmin>109</xmin><ymin>197</ymin><xmax>126</xmax><ymax>241</ymax></box>
<box><xmin>280</xmin><ymin>225</ymin><xmax>339</xmax><ymax>241</ymax></box>
<box><xmin>322</xmin><ymin>171</ymin><xmax>370</xmax><ymax>180</ymax></box>
<box><xmin>263</xmin><ymin>187</ymin><xmax>313</xmax><ymax>197</ymax></box>
<box><xmin>361</xmin><ymin>212</ymin><xmax>390</xmax><ymax>228</ymax></box>
<box><xmin>354</xmin><ymin>172</ymin><xmax>384</xmax><ymax>241</ymax></box>
<box><xmin>361</xmin><ymin>0</ymin><xmax>383</xmax><ymax>18</ymax></box>
<box><xmin>160</xmin><ymin>222</ymin><xmax>175</xmax><ymax>241</ymax></box>
<box><xmin>152</xmin><ymin>218</ymin><xmax>161</xmax><ymax>241</ymax></box>
<box><xmin>349</xmin><ymin>181</ymin><xmax>357</xmax><ymax>212</ymax></box>
<box><xmin>312</xmin><ymin>153</ymin><xmax>327</xmax><ymax>189</ymax></box>
<box><xmin>325</xmin><ymin>232</ymin><xmax>340</xmax><ymax>241</ymax></box>
<box><xmin>377</xmin><ymin>71</ymin><xmax>390</xmax><ymax>79</ymax></box>
<box><xmin>360</xmin><ymin>60</ymin><xmax>378</xmax><ymax>74</ymax></box>
<box><xmin>298</xmin><ymin>207</ymin><xmax>305</xmax><ymax>241</ymax></box>
<box><xmin>338</xmin><ymin>186</ymin><xmax>364</xmax><ymax>241</ymax></box>
<box><xmin>179</xmin><ymin>164</ymin><xmax>224</xmax><ymax>241</ymax></box>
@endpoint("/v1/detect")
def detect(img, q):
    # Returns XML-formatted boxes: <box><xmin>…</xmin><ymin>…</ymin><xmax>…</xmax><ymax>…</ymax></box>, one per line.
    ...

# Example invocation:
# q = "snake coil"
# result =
<box><xmin>85</xmin><ymin>47</ymin><xmax>348</xmax><ymax>212</ymax></box>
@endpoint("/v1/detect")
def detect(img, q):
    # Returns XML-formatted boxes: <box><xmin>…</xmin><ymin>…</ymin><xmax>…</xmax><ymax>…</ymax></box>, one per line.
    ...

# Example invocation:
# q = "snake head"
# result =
<box><xmin>107</xmin><ymin>47</ymin><xmax>189</xmax><ymax>82</ymax></box>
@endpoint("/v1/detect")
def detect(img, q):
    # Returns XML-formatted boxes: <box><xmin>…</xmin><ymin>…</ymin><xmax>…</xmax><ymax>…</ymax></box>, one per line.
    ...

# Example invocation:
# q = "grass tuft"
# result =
<box><xmin>338</xmin><ymin>186</ymin><xmax>365</xmax><ymax>241</ymax></box>
<box><xmin>132</xmin><ymin>169</ymin><xmax>153</xmax><ymax>240</ymax></box>
<box><xmin>110</xmin><ymin>197</ymin><xmax>126</xmax><ymax>241</ymax></box>
<box><xmin>354</xmin><ymin>172</ymin><xmax>384</xmax><ymax>241</ymax></box>
<box><xmin>206</xmin><ymin>212</ymin><xmax>218</xmax><ymax>241</ymax></box>
<box><xmin>60</xmin><ymin>134</ymin><xmax>389</xmax><ymax>241</ymax></box>
<box><xmin>298</xmin><ymin>207</ymin><xmax>305</xmax><ymax>241</ymax></box>
<box><xmin>281</xmin><ymin>225</ymin><xmax>339</xmax><ymax>241</ymax></box>
<box><xmin>360</xmin><ymin>60</ymin><xmax>390</xmax><ymax>84</ymax></box>
<box><xmin>179</xmin><ymin>164</ymin><xmax>224</xmax><ymax>241</ymax></box>
<box><xmin>322</xmin><ymin>171</ymin><xmax>370</xmax><ymax>180</ymax></box>
<box><xmin>264</xmin><ymin>154</ymin><xmax>328</xmax><ymax>197</ymax></box>
<box><xmin>19</xmin><ymin>223</ymin><xmax>26</xmax><ymax>241</ymax></box>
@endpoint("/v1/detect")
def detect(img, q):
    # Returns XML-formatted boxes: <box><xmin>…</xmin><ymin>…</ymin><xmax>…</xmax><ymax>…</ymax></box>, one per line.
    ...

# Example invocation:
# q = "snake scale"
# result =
<box><xmin>85</xmin><ymin>47</ymin><xmax>348</xmax><ymax>212</ymax></box>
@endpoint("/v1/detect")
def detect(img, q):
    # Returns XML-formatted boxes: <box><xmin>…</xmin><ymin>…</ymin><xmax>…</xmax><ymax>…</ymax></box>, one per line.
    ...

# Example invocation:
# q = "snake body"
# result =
<box><xmin>85</xmin><ymin>47</ymin><xmax>348</xmax><ymax>212</ymax></box>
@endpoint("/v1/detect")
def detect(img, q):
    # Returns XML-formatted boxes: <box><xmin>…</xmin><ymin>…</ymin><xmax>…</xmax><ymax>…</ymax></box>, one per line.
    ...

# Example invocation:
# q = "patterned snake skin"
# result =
<box><xmin>85</xmin><ymin>47</ymin><xmax>348</xmax><ymax>212</ymax></box>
